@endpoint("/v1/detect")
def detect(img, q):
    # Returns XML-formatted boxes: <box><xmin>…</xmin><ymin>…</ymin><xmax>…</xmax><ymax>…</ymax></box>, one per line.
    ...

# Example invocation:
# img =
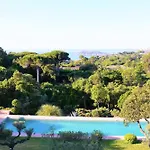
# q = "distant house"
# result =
<box><xmin>106</xmin><ymin>65</ymin><xmax>126</xmax><ymax>69</ymax></box>
<box><xmin>60</xmin><ymin>66</ymin><xmax>80</xmax><ymax>70</ymax></box>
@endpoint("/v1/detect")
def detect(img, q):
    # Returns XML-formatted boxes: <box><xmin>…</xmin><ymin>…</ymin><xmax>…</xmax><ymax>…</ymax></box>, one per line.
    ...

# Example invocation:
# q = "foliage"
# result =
<box><xmin>142</xmin><ymin>53</ymin><xmax>150</xmax><ymax>74</ymax></box>
<box><xmin>91</xmin><ymin>107</ymin><xmax>111</xmax><ymax>117</ymax></box>
<box><xmin>1</xmin><ymin>138</ymin><xmax>150</xmax><ymax>150</ymax></box>
<box><xmin>11</xmin><ymin>99</ymin><xmax>21</xmax><ymax>114</ymax></box>
<box><xmin>75</xmin><ymin>107</ymin><xmax>111</xmax><ymax>117</ymax></box>
<box><xmin>120</xmin><ymin>85</ymin><xmax>150</xmax><ymax>122</ymax></box>
<box><xmin>0</xmin><ymin>66</ymin><xmax>7</xmax><ymax>81</ymax></box>
<box><xmin>124</xmin><ymin>133</ymin><xmax>137</xmax><ymax>144</ymax></box>
<box><xmin>107</xmin><ymin>82</ymin><xmax>129</xmax><ymax>109</ymax></box>
<box><xmin>1</xmin><ymin>47</ymin><xmax>150</xmax><ymax>125</ymax></box>
<box><xmin>8</xmin><ymin>71</ymin><xmax>44</xmax><ymax>114</ymax></box>
<box><xmin>0</xmin><ymin>120</ymin><xmax>33</xmax><ymax>150</ymax></box>
<box><xmin>79</xmin><ymin>64</ymin><xmax>97</xmax><ymax>72</ymax></box>
<box><xmin>110</xmin><ymin>109</ymin><xmax>120</xmax><ymax>117</ymax></box>
<box><xmin>88</xmin><ymin>71</ymin><xmax>102</xmax><ymax>85</ymax></box>
<box><xmin>0</xmin><ymin>47</ymin><xmax>10</xmax><ymax>67</ymax></box>
<box><xmin>120</xmin><ymin>84</ymin><xmax>150</xmax><ymax>147</ymax></box>
<box><xmin>72</xmin><ymin>78</ymin><xmax>92</xmax><ymax>108</ymax></box>
<box><xmin>36</xmin><ymin>104</ymin><xmax>62</xmax><ymax>116</ymax></box>
<box><xmin>101</xmin><ymin>69</ymin><xmax>123</xmax><ymax>85</ymax></box>
<box><xmin>75</xmin><ymin>108</ymin><xmax>91</xmax><ymax>117</ymax></box>
<box><xmin>91</xmin><ymin>130</ymin><xmax>103</xmax><ymax>141</ymax></box>
<box><xmin>117</xmin><ymin>90</ymin><xmax>131</xmax><ymax>109</ymax></box>
<box><xmin>48</xmin><ymin>139</ymin><xmax>103</xmax><ymax>150</ymax></box>
<box><xmin>91</xmin><ymin>84</ymin><xmax>110</xmax><ymax>108</ymax></box>
<box><xmin>58</xmin><ymin>131</ymin><xmax>88</xmax><ymax>141</ymax></box>
<box><xmin>146</xmin><ymin>124</ymin><xmax>150</xmax><ymax>137</ymax></box>
<box><xmin>121</xmin><ymin>66</ymin><xmax>147</xmax><ymax>86</ymax></box>
<box><xmin>41</xmin><ymin>64</ymin><xmax>56</xmax><ymax>82</ymax></box>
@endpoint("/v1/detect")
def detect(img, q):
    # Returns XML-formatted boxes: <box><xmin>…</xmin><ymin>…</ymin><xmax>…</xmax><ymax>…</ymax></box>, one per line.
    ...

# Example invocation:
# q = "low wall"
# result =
<box><xmin>0</xmin><ymin>110</ymin><xmax>10</xmax><ymax>115</ymax></box>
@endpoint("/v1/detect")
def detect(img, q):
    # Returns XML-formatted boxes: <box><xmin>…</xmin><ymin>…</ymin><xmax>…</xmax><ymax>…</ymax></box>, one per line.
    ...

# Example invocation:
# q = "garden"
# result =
<box><xmin>0</xmin><ymin>48</ymin><xmax>150</xmax><ymax>149</ymax></box>
<box><xmin>0</xmin><ymin>120</ymin><xmax>150</xmax><ymax>150</ymax></box>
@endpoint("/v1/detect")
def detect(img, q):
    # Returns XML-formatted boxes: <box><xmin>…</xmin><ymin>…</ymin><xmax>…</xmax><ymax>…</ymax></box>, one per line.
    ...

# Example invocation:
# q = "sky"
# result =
<box><xmin>0</xmin><ymin>0</ymin><xmax>150</xmax><ymax>53</ymax></box>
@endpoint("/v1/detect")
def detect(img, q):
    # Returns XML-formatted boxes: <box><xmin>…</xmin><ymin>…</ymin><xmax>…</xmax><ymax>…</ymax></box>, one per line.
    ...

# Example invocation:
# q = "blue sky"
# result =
<box><xmin>0</xmin><ymin>0</ymin><xmax>150</xmax><ymax>53</ymax></box>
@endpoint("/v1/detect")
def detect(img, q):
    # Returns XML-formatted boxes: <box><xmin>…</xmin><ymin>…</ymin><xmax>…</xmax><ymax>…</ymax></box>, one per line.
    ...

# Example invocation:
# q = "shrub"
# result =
<box><xmin>0</xmin><ymin>129</ymin><xmax>12</xmax><ymax>140</ymax></box>
<box><xmin>110</xmin><ymin>109</ymin><xmax>120</xmax><ymax>117</ymax></box>
<box><xmin>0</xmin><ymin>106</ymin><xmax>4</xmax><ymax>110</ymax></box>
<box><xmin>91</xmin><ymin>130</ymin><xmax>103</xmax><ymax>141</ymax></box>
<box><xmin>124</xmin><ymin>133</ymin><xmax>137</xmax><ymax>144</ymax></box>
<box><xmin>91</xmin><ymin>109</ymin><xmax>99</xmax><ymax>117</ymax></box>
<box><xmin>63</xmin><ymin>105</ymin><xmax>74</xmax><ymax>115</ymax></box>
<box><xmin>12</xmin><ymin>99</ymin><xmax>21</xmax><ymax>108</ymax></box>
<box><xmin>48</xmin><ymin>139</ymin><xmax>103</xmax><ymax>150</ymax></box>
<box><xmin>11</xmin><ymin>99</ymin><xmax>21</xmax><ymax>114</ymax></box>
<box><xmin>76</xmin><ymin>107</ymin><xmax>111</xmax><ymax>117</ymax></box>
<box><xmin>85</xmin><ymin>112</ymin><xmax>91</xmax><ymax>117</ymax></box>
<box><xmin>36</xmin><ymin>104</ymin><xmax>62</xmax><ymax>116</ymax></box>
<box><xmin>75</xmin><ymin>108</ymin><xmax>91</xmax><ymax>117</ymax></box>
<box><xmin>0</xmin><ymin>107</ymin><xmax>10</xmax><ymax>110</ymax></box>
<box><xmin>91</xmin><ymin>107</ymin><xmax>111</xmax><ymax>117</ymax></box>
<box><xmin>58</xmin><ymin>131</ymin><xmax>88</xmax><ymax>141</ymax></box>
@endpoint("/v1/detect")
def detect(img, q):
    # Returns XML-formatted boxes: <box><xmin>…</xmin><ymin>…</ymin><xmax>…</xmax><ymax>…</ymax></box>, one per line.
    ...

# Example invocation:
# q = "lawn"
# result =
<box><xmin>0</xmin><ymin>138</ymin><xmax>149</xmax><ymax>150</ymax></box>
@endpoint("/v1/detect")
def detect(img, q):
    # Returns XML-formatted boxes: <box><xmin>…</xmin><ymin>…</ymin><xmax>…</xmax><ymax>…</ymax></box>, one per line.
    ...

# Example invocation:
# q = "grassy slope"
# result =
<box><xmin>0</xmin><ymin>138</ymin><xmax>149</xmax><ymax>150</ymax></box>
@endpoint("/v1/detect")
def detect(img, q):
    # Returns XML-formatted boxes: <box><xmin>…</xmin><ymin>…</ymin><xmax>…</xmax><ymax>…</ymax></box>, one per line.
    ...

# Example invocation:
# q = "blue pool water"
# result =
<box><xmin>4</xmin><ymin>118</ymin><xmax>146</xmax><ymax>136</ymax></box>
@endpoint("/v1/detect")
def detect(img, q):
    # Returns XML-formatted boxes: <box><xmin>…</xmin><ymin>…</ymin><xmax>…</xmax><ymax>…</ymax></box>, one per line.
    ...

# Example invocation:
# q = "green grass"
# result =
<box><xmin>102</xmin><ymin>140</ymin><xmax>149</xmax><ymax>150</ymax></box>
<box><xmin>0</xmin><ymin>138</ymin><xmax>149</xmax><ymax>150</ymax></box>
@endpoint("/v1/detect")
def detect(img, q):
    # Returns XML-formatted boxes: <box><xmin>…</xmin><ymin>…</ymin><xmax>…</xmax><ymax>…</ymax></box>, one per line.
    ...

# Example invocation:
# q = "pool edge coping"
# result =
<box><xmin>3</xmin><ymin>115</ymin><xmax>147</xmax><ymax>139</ymax></box>
<box><xmin>4</xmin><ymin>115</ymin><xmax>150</xmax><ymax>122</ymax></box>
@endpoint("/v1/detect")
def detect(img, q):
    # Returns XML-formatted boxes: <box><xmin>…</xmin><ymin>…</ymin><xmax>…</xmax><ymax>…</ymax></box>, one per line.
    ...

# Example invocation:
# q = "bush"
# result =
<box><xmin>12</xmin><ymin>99</ymin><xmax>21</xmax><ymax>108</ymax></box>
<box><xmin>146</xmin><ymin>124</ymin><xmax>150</xmax><ymax>134</ymax></box>
<box><xmin>11</xmin><ymin>99</ymin><xmax>21</xmax><ymax>114</ymax></box>
<box><xmin>0</xmin><ymin>106</ymin><xmax>4</xmax><ymax>110</ymax></box>
<box><xmin>124</xmin><ymin>133</ymin><xmax>137</xmax><ymax>144</ymax></box>
<box><xmin>110</xmin><ymin>109</ymin><xmax>120</xmax><ymax>117</ymax></box>
<box><xmin>48</xmin><ymin>139</ymin><xmax>103</xmax><ymax>150</ymax></box>
<box><xmin>0</xmin><ymin>107</ymin><xmax>10</xmax><ymax>110</ymax></box>
<box><xmin>91</xmin><ymin>130</ymin><xmax>103</xmax><ymax>141</ymax></box>
<box><xmin>91</xmin><ymin>109</ymin><xmax>99</xmax><ymax>117</ymax></box>
<box><xmin>76</xmin><ymin>107</ymin><xmax>111</xmax><ymax>117</ymax></box>
<box><xmin>58</xmin><ymin>131</ymin><xmax>88</xmax><ymax>141</ymax></box>
<box><xmin>75</xmin><ymin>108</ymin><xmax>91</xmax><ymax>117</ymax></box>
<box><xmin>36</xmin><ymin>104</ymin><xmax>62</xmax><ymax>116</ymax></box>
<box><xmin>91</xmin><ymin>107</ymin><xmax>111</xmax><ymax>117</ymax></box>
<box><xmin>0</xmin><ymin>129</ymin><xmax>12</xmax><ymax>140</ymax></box>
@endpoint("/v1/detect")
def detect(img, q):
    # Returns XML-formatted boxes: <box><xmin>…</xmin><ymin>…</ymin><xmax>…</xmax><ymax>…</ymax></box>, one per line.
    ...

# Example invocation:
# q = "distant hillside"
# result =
<box><xmin>79</xmin><ymin>50</ymin><xmax>107</xmax><ymax>57</ymax></box>
<box><xmin>68</xmin><ymin>50</ymin><xmax>108</xmax><ymax>60</ymax></box>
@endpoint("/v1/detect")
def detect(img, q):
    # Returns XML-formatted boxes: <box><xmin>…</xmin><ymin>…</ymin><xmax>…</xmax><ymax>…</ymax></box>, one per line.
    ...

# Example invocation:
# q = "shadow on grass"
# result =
<box><xmin>102</xmin><ymin>140</ymin><xmax>126</xmax><ymax>150</ymax></box>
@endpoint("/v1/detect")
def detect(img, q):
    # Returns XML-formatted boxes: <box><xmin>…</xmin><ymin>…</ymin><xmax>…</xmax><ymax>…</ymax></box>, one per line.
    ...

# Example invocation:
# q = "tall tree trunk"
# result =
<box><xmin>36</xmin><ymin>66</ymin><xmax>40</xmax><ymax>83</ymax></box>
<box><xmin>84</xmin><ymin>99</ymin><xmax>87</xmax><ymax>109</ymax></box>
<box><xmin>137</xmin><ymin>121</ymin><xmax>150</xmax><ymax>148</ymax></box>
<box><xmin>145</xmin><ymin>118</ymin><xmax>150</xmax><ymax>124</ymax></box>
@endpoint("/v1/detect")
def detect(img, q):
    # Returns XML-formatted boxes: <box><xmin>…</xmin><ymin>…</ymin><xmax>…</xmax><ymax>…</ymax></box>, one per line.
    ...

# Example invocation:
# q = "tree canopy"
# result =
<box><xmin>0</xmin><ymin>47</ymin><xmax>150</xmax><ymax>121</ymax></box>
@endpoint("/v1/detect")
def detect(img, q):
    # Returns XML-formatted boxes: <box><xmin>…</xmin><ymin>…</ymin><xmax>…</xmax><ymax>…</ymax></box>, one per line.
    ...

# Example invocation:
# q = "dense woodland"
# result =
<box><xmin>0</xmin><ymin>47</ymin><xmax>149</xmax><ymax>117</ymax></box>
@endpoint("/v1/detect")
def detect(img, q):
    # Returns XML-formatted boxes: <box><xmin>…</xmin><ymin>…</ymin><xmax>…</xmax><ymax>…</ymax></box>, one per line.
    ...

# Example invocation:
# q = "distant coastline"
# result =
<box><xmin>6</xmin><ymin>49</ymin><xmax>138</xmax><ymax>60</ymax></box>
<box><xmin>66</xmin><ymin>49</ymin><xmax>137</xmax><ymax>60</ymax></box>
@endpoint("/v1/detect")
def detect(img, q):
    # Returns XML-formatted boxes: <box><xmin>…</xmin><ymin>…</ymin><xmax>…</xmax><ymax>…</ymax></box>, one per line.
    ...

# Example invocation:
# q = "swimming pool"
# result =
<box><xmin>3</xmin><ymin>116</ymin><xmax>147</xmax><ymax>137</ymax></box>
